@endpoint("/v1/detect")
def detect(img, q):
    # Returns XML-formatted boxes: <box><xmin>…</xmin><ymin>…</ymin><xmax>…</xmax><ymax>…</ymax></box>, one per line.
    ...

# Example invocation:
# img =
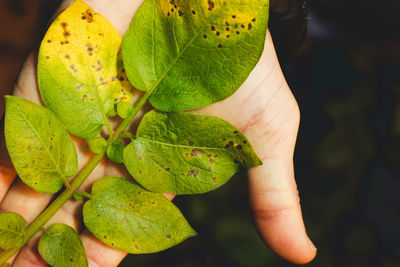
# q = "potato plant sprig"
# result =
<box><xmin>0</xmin><ymin>0</ymin><xmax>269</xmax><ymax>265</ymax></box>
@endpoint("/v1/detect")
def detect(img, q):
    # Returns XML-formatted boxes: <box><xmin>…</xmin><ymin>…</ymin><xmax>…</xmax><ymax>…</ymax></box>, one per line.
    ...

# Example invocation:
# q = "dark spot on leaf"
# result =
<box><xmin>112</xmin><ymin>243</ymin><xmax>114</xmax><ymax>246</ymax></box>
<box><xmin>119</xmin><ymin>77</ymin><xmax>125</xmax><ymax>81</ymax></box>
<box><xmin>171</xmin><ymin>8</ymin><xmax>174</xmax><ymax>12</ymax></box>
<box><xmin>70</xmin><ymin>258</ymin><xmax>73</xmax><ymax>262</ymax></box>
<box><xmin>134</xmin><ymin>244</ymin><xmax>139</xmax><ymax>249</ymax></box>
<box><xmin>203</xmin><ymin>34</ymin><xmax>207</xmax><ymax>39</ymax></box>
<box><xmin>211</xmin><ymin>25</ymin><xmax>216</xmax><ymax>31</ymax></box>
<box><xmin>209</xmin><ymin>159</ymin><xmax>214</xmax><ymax>164</ymax></box>
<box><xmin>188</xmin><ymin>170</ymin><xmax>199</xmax><ymax>176</ymax></box>
<box><xmin>165</xmin><ymin>168</ymin><xmax>170</xmax><ymax>172</ymax></box>
<box><xmin>27</xmin><ymin>147</ymin><xmax>31</xmax><ymax>151</ymax></box>
<box><xmin>233</xmin><ymin>131</ymin><xmax>238</xmax><ymax>134</ymax></box>
<box><xmin>212</xmin><ymin>177</ymin><xmax>217</xmax><ymax>182</ymax></box>
<box><xmin>236</xmin><ymin>145</ymin><xmax>242</xmax><ymax>150</ymax></box>
<box><xmin>241</xmin><ymin>24</ymin><xmax>245</xmax><ymax>28</ymax></box>
<box><xmin>192</xmin><ymin>10</ymin><xmax>196</xmax><ymax>15</ymax></box>
<box><xmin>208</xmin><ymin>0</ymin><xmax>215</xmax><ymax>11</ymax></box>
<box><xmin>104</xmin><ymin>235</ymin><xmax>107</xmax><ymax>239</ymax></box>
<box><xmin>232</xmin><ymin>15</ymin><xmax>236</xmax><ymax>18</ymax></box>
<box><xmin>225</xmin><ymin>144</ymin><xmax>230</xmax><ymax>148</ymax></box>
<box><xmin>236</xmin><ymin>31</ymin><xmax>240</xmax><ymax>34</ymax></box>
<box><xmin>143</xmin><ymin>226</ymin><xmax>147</xmax><ymax>229</ymax></box>
<box><xmin>166</xmin><ymin>234</ymin><xmax>171</xmax><ymax>238</ymax></box>
<box><xmin>61</xmin><ymin>22</ymin><xmax>67</xmax><ymax>28</ymax></box>
<box><xmin>188</xmin><ymin>140</ymin><xmax>194</xmax><ymax>145</ymax></box>
<box><xmin>65</xmin><ymin>54</ymin><xmax>70</xmax><ymax>59</ymax></box>
<box><xmin>226</xmin><ymin>27</ymin><xmax>230</xmax><ymax>31</ymax></box>
<box><xmin>167</xmin><ymin>12</ymin><xmax>170</xmax><ymax>16</ymax></box>
<box><xmin>191</xmin><ymin>148</ymin><xmax>205</xmax><ymax>156</ymax></box>
<box><xmin>46</xmin><ymin>56</ymin><xmax>49</xmax><ymax>59</ymax></box>
<box><xmin>218</xmin><ymin>44</ymin><xmax>223</xmax><ymax>48</ymax></box>
<box><xmin>208</xmin><ymin>154</ymin><xmax>212</xmax><ymax>158</ymax></box>
<box><xmin>81</xmin><ymin>15</ymin><xmax>86</xmax><ymax>20</ymax></box>
<box><xmin>178</xmin><ymin>10</ymin><xmax>183</xmax><ymax>16</ymax></box>
<box><xmin>248</xmin><ymin>23</ymin><xmax>252</xmax><ymax>30</ymax></box>
<box><xmin>226</xmin><ymin>35</ymin><xmax>230</xmax><ymax>38</ymax></box>
<box><xmin>252</xmin><ymin>18</ymin><xmax>256</xmax><ymax>22</ymax></box>
<box><xmin>225</xmin><ymin>21</ymin><xmax>230</xmax><ymax>26</ymax></box>
<box><xmin>213</xmin><ymin>154</ymin><xmax>218</xmax><ymax>158</ymax></box>
<box><xmin>234</xmin><ymin>159</ymin><xmax>240</xmax><ymax>164</ymax></box>
<box><xmin>229</xmin><ymin>141</ymin><xmax>234</xmax><ymax>146</ymax></box>
<box><xmin>243</xmin><ymin>140</ymin><xmax>247</xmax><ymax>144</ymax></box>
<box><xmin>216</xmin><ymin>31</ymin><xmax>220</xmax><ymax>36</ymax></box>
<box><xmin>63</xmin><ymin>31</ymin><xmax>70</xmax><ymax>37</ymax></box>
<box><xmin>47</xmin><ymin>40</ymin><xmax>51</xmax><ymax>43</ymax></box>
<box><xmin>138</xmin><ymin>156</ymin><xmax>142</xmax><ymax>160</ymax></box>
<box><xmin>151</xmin><ymin>202</ymin><xmax>155</xmax><ymax>204</ymax></box>
<box><xmin>208</xmin><ymin>166</ymin><xmax>212</xmax><ymax>171</ymax></box>
<box><xmin>185</xmin><ymin>153</ymin><xmax>189</xmax><ymax>157</ymax></box>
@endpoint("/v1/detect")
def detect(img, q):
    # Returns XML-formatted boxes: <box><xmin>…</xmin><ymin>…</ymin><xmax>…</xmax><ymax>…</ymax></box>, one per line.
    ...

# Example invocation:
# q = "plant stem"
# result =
<box><xmin>0</xmin><ymin>91</ymin><xmax>153</xmax><ymax>266</ymax></box>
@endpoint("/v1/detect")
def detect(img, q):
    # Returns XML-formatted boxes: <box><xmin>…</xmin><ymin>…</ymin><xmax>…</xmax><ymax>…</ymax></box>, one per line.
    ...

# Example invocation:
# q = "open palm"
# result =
<box><xmin>0</xmin><ymin>0</ymin><xmax>316</xmax><ymax>265</ymax></box>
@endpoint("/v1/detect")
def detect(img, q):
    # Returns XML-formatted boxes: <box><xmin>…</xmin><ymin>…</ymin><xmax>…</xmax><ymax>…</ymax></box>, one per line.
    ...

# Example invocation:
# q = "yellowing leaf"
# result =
<box><xmin>38</xmin><ymin>0</ymin><xmax>133</xmax><ymax>138</ymax></box>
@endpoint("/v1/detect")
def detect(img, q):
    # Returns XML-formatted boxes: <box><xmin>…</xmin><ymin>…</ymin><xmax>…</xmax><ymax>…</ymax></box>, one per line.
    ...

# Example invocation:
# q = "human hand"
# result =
<box><xmin>0</xmin><ymin>0</ymin><xmax>316</xmax><ymax>265</ymax></box>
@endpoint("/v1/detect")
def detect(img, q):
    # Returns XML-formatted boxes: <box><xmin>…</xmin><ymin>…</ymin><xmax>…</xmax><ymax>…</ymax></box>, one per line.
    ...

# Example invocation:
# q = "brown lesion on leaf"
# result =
<box><xmin>187</xmin><ymin>170</ymin><xmax>199</xmax><ymax>176</ymax></box>
<box><xmin>207</xmin><ymin>0</ymin><xmax>215</xmax><ymax>11</ymax></box>
<box><xmin>81</xmin><ymin>9</ymin><xmax>94</xmax><ymax>23</ymax></box>
<box><xmin>212</xmin><ymin>177</ymin><xmax>217</xmax><ymax>182</ymax></box>
<box><xmin>86</xmin><ymin>44</ymin><xmax>94</xmax><ymax>56</ymax></box>
<box><xmin>166</xmin><ymin>234</ymin><xmax>171</xmax><ymax>238</ymax></box>
<box><xmin>191</xmin><ymin>148</ymin><xmax>205</xmax><ymax>157</ymax></box>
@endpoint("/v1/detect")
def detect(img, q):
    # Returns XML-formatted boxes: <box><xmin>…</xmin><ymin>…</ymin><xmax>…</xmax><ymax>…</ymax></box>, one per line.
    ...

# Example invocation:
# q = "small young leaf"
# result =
<box><xmin>83</xmin><ymin>177</ymin><xmax>197</xmax><ymax>253</ymax></box>
<box><xmin>38</xmin><ymin>0</ymin><xmax>133</xmax><ymax>138</ymax></box>
<box><xmin>88</xmin><ymin>137</ymin><xmax>107</xmax><ymax>154</ymax></box>
<box><xmin>123</xmin><ymin>110</ymin><xmax>261</xmax><ymax>194</ymax></box>
<box><xmin>107</xmin><ymin>141</ymin><xmax>124</xmax><ymax>163</ymax></box>
<box><xmin>4</xmin><ymin>96</ymin><xmax>78</xmax><ymax>194</ymax></box>
<box><xmin>38</xmin><ymin>223</ymin><xmax>88</xmax><ymax>267</ymax></box>
<box><xmin>0</xmin><ymin>212</ymin><xmax>26</xmax><ymax>249</ymax></box>
<box><xmin>117</xmin><ymin>102</ymin><xmax>133</xmax><ymax>119</ymax></box>
<box><xmin>122</xmin><ymin>0</ymin><xmax>269</xmax><ymax>111</ymax></box>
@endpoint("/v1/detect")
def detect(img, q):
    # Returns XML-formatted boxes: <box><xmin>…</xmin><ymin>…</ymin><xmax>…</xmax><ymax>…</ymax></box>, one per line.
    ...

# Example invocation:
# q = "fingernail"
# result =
<box><xmin>307</xmin><ymin>236</ymin><xmax>317</xmax><ymax>251</ymax></box>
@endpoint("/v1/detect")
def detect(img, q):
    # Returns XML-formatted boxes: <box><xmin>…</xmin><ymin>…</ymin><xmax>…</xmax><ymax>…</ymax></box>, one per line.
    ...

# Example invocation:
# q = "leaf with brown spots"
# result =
<box><xmin>0</xmin><ymin>212</ymin><xmax>26</xmax><ymax>250</ymax></box>
<box><xmin>83</xmin><ymin>177</ymin><xmax>196</xmax><ymax>253</ymax></box>
<box><xmin>4</xmin><ymin>96</ymin><xmax>78</xmax><ymax>194</ymax></box>
<box><xmin>123</xmin><ymin>110</ymin><xmax>261</xmax><ymax>194</ymax></box>
<box><xmin>122</xmin><ymin>0</ymin><xmax>269</xmax><ymax>111</ymax></box>
<box><xmin>38</xmin><ymin>223</ymin><xmax>88</xmax><ymax>267</ymax></box>
<box><xmin>38</xmin><ymin>0</ymin><xmax>133</xmax><ymax>138</ymax></box>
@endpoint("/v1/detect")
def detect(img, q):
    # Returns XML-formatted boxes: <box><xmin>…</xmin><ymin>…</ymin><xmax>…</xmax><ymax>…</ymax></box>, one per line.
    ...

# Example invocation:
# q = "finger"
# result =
<box><xmin>0</xmin><ymin>119</ymin><xmax>17</xmax><ymax>201</ymax></box>
<box><xmin>196</xmin><ymin>32</ymin><xmax>316</xmax><ymax>263</ymax></box>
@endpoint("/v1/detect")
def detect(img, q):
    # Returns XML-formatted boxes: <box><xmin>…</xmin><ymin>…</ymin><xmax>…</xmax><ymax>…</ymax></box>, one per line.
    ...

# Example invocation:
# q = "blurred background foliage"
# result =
<box><xmin>0</xmin><ymin>0</ymin><xmax>399</xmax><ymax>266</ymax></box>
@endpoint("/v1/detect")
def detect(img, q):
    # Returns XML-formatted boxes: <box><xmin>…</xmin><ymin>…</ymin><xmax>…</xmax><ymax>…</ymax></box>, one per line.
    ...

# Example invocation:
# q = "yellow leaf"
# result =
<box><xmin>38</xmin><ymin>0</ymin><xmax>133</xmax><ymax>138</ymax></box>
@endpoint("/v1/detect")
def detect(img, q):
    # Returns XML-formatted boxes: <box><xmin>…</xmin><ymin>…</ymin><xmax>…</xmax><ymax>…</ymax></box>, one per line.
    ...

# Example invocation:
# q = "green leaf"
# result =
<box><xmin>38</xmin><ymin>223</ymin><xmax>88</xmax><ymax>267</ymax></box>
<box><xmin>38</xmin><ymin>0</ymin><xmax>133</xmax><ymax>139</ymax></box>
<box><xmin>0</xmin><ymin>212</ymin><xmax>26</xmax><ymax>249</ymax></box>
<box><xmin>4</xmin><ymin>96</ymin><xmax>78</xmax><ymax>194</ymax></box>
<box><xmin>122</xmin><ymin>0</ymin><xmax>269</xmax><ymax>111</ymax></box>
<box><xmin>88</xmin><ymin>137</ymin><xmax>107</xmax><ymax>154</ymax></box>
<box><xmin>117</xmin><ymin>102</ymin><xmax>133</xmax><ymax>119</ymax></box>
<box><xmin>83</xmin><ymin>177</ymin><xmax>196</xmax><ymax>254</ymax></box>
<box><xmin>107</xmin><ymin>141</ymin><xmax>124</xmax><ymax>163</ymax></box>
<box><xmin>123</xmin><ymin>110</ymin><xmax>261</xmax><ymax>194</ymax></box>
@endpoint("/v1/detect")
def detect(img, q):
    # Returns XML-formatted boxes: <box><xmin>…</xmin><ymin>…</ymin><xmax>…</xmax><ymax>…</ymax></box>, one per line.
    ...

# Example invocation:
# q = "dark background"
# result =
<box><xmin>1</xmin><ymin>0</ymin><xmax>399</xmax><ymax>266</ymax></box>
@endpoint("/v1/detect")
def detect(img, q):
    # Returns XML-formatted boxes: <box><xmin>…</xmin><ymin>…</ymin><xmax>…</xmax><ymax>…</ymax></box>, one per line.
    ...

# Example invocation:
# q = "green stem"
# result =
<box><xmin>0</xmin><ymin>91</ymin><xmax>153</xmax><ymax>266</ymax></box>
